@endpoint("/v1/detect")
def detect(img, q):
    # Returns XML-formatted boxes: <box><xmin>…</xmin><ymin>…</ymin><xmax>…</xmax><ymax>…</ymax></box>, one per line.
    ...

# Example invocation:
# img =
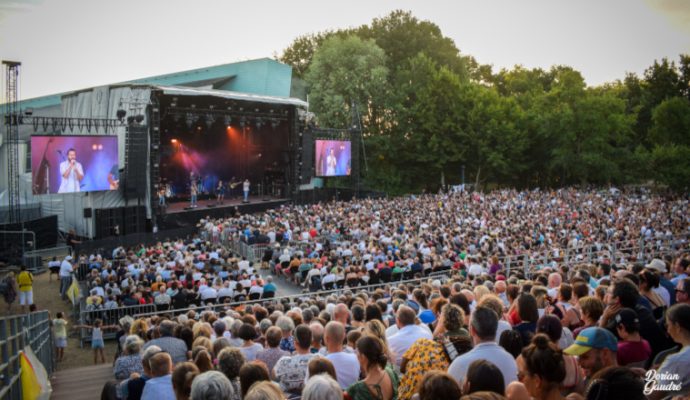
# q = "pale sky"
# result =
<box><xmin>1</xmin><ymin>0</ymin><xmax>688</xmax><ymax>101</ymax></box>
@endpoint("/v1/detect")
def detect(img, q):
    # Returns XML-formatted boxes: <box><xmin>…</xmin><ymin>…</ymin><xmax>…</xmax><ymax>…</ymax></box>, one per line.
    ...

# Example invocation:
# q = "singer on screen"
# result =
<box><xmin>58</xmin><ymin>148</ymin><xmax>84</xmax><ymax>193</ymax></box>
<box><xmin>326</xmin><ymin>148</ymin><xmax>337</xmax><ymax>176</ymax></box>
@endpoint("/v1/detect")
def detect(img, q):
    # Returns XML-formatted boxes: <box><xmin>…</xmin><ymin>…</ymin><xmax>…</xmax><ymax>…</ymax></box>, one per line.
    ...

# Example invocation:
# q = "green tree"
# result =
<box><xmin>305</xmin><ymin>35</ymin><xmax>390</xmax><ymax>132</ymax></box>
<box><xmin>649</xmin><ymin>97</ymin><xmax>690</xmax><ymax>146</ymax></box>
<box><xmin>650</xmin><ymin>144</ymin><xmax>690</xmax><ymax>191</ymax></box>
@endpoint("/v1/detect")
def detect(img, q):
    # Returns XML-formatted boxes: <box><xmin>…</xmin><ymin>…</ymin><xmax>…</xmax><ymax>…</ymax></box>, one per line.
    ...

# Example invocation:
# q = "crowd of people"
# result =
<box><xmin>47</xmin><ymin>187</ymin><xmax>690</xmax><ymax>399</ymax></box>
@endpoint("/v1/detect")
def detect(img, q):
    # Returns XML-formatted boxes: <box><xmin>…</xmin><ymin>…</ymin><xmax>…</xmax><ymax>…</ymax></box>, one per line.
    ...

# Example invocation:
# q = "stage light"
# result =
<box><xmin>171</xmin><ymin>139</ymin><xmax>178</xmax><ymax>144</ymax></box>
<box><xmin>224</xmin><ymin>115</ymin><xmax>232</xmax><ymax>127</ymax></box>
<box><xmin>206</xmin><ymin>114</ymin><xmax>215</xmax><ymax>129</ymax></box>
<box><xmin>255</xmin><ymin>118</ymin><xmax>263</xmax><ymax>129</ymax></box>
<box><xmin>98</xmin><ymin>144</ymin><xmax>103</xmax><ymax>150</ymax></box>
<box><xmin>92</xmin><ymin>144</ymin><xmax>98</xmax><ymax>150</ymax></box>
<box><xmin>116</xmin><ymin>109</ymin><xmax>127</xmax><ymax>122</ymax></box>
<box><xmin>24</xmin><ymin>108</ymin><xmax>33</xmax><ymax>116</ymax></box>
<box><xmin>185</xmin><ymin>113</ymin><xmax>194</xmax><ymax>128</ymax></box>
<box><xmin>135</xmin><ymin>114</ymin><xmax>145</xmax><ymax>124</ymax></box>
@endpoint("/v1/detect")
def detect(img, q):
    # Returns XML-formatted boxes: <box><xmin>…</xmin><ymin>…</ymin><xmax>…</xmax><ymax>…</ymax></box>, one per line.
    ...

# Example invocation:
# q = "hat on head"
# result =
<box><xmin>419</xmin><ymin>309</ymin><xmax>436</xmax><ymax>324</ymax></box>
<box><xmin>645</xmin><ymin>258</ymin><xmax>667</xmax><ymax>273</ymax></box>
<box><xmin>563</xmin><ymin>327</ymin><xmax>617</xmax><ymax>356</ymax></box>
<box><xmin>614</xmin><ymin>308</ymin><xmax>640</xmax><ymax>331</ymax></box>
<box><xmin>65</xmin><ymin>255</ymin><xmax>73</xmax><ymax>261</ymax></box>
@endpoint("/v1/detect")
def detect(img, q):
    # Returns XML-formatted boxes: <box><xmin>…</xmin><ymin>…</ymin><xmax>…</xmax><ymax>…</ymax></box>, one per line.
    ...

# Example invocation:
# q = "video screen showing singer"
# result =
<box><xmin>315</xmin><ymin>139</ymin><xmax>352</xmax><ymax>177</ymax></box>
<box><xmin>31</xmin><ymin>135</ymin><xmax>119</xmax><ymax>195</ymax></box>
<box><xmin>58</xmin><ymin>148</ymin><xmax>84</xmax><ymax>193</ymax></box>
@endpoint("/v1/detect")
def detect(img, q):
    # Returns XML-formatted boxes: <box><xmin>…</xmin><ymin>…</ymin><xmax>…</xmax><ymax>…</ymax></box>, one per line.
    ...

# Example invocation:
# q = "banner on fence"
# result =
<box><xmin>20</xmin><ymin>347</ymin><xmax>51</xmax><ymax>400</ymax></box>
<box><xmin>67</xmin><ymin>277</ymin><xmax>80</xmax><ymax>306</ymax></box>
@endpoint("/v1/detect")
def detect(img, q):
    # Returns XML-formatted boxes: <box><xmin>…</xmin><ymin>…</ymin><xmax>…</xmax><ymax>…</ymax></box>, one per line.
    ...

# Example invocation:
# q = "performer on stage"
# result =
<box><xmin>326</xmin><ymin>148</ymin><xmax>337</xmax><ymax>176</ymax></box>
<box><xmin>190</xmin><ymin>181</ymin><xmax>198</xmax><ymax>208</ymax></box>
<box><xmin>58</xmin><ymin>148</ymin><xmax>84</xmax><ymax>193</ymax></box>
<box><xmin>158</xmin><ymin>186</ymin><xmax>166</xmax><ymax>207</ymax></box>
<box><xmin>243</xmin><ymin>179</ymin><xmax>250</xmax><ymax>203</ymax></box>
<box><xmin>216</xmin><ymin>180</ymin><xmax>226</xmax><ymax>204</ymax></box>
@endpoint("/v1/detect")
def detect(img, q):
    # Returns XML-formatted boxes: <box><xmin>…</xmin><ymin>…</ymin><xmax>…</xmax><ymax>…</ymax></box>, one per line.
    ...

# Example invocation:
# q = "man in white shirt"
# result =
<box><xmin>59</xmin><ymin>255</ymin><xmax>75</xmax><ymax>299</ymax></box>
<box><xmin>58</xmin><ymin>148</ymin><xmax>84</xmax><ymax>193</ymax></box>
<box><xmin>387</xmin><ymin>305</ymin><xmax>433</xmax><ymax>366</ymax></box>
<box><xmin>324</xmin><ymin>321</ymin><xmax>360</xmax><ymax>389</ymax></box>
<box><xmin>448</xmin><ymin>307</ymin><xmax>518</xmax><ymax>389</ymax></box>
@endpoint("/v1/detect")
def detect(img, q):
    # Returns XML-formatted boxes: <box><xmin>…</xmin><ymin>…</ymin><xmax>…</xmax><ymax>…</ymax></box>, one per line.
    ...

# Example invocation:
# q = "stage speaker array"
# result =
<box><xmin>124</xmin><ymin>125</ymin><xmax>149</xmax><ymax>199</ymax></box>
<box><xmin>300</xmin><ymin>129</ymin><xmax>315</xmax><ymax>182</ymax></box>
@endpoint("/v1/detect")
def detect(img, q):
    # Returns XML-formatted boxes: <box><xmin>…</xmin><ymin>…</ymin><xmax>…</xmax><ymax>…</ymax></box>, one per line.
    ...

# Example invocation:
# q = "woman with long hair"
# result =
<box><xmin>347</xmin><ymin>336</ymin><xmax>398</xmax><ymax>400</ymax></box>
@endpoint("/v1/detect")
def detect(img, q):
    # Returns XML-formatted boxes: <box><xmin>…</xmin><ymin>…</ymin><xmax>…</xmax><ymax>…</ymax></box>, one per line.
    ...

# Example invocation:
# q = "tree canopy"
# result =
<box><xmin>278</xmin><ymin>10</ymin><xmax>690</xmax><ymax>193</ymax></box>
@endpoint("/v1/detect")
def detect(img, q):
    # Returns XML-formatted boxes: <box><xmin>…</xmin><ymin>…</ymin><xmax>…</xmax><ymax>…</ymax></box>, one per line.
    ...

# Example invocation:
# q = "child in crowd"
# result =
<box><xmin>52</xmin><ymin>312</ymin><xmax>68</xmax><ymax>362</ymax></box>
<box><xmin>74</xmin><ymin>318</ymin><xmax>119</xmax><ymax>364</ymax></box>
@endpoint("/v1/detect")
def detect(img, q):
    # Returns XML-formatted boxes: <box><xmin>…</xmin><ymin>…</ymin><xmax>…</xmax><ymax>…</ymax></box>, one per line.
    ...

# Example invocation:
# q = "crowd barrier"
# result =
<box><xmin>131</xmin><ymin>271</ymin><xmax>454</xmax><ymax>320</ymax></box>
<box><xmin>0</xmin><ymin>311</ymin><xmax>54</xmax><ymax>400</ymax></box>
<box><xmin>78</xmin><ymin>303</ymin><xmax>156</xmax><ymax>347</ymax></box>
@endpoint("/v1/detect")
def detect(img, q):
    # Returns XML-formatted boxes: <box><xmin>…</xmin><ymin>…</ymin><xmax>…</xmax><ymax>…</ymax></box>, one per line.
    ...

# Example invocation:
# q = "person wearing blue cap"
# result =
<box><xmin>563</xmin><ymin>327</ymin><xmax>618</xmax><ymax>380</ymax></box>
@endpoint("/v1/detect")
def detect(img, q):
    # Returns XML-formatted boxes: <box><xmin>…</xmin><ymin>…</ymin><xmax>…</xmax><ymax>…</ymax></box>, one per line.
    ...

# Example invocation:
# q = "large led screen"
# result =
<box><xmin>315</xmin><ymin>139</ymin><xmax>351</xmax><ymax>177</ymax></box>
<box><xmin>31</xmin><ymin>135</ymin><xmax>119</xmax><ymax>194</ymax></box>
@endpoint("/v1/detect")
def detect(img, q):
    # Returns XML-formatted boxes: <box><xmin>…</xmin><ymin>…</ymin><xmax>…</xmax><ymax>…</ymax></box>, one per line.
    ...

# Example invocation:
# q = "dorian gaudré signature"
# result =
<box><xmin>644</xmin><ymin>370</ymin><xmax>682</xmax><ymax>395</ymax></box>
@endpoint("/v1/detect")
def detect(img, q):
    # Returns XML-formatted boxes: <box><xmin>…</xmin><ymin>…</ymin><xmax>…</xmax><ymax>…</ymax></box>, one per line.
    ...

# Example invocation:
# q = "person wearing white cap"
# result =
<box><xmin>59</xmin><ymin>255</ymin><xmax>76</xmax><ymax>300</ymax></box>
<box><xmin>646</xmin><ymin>258</ymin><xmax>673</xmax><ymax>307</ymax></box>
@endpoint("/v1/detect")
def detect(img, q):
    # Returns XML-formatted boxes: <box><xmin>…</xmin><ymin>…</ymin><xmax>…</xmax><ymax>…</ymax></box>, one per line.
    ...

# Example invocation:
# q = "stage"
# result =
<box><xmin>157</xmin><ymin>195</ymin><xmax>291</xmax><ymax>229</ymax></box>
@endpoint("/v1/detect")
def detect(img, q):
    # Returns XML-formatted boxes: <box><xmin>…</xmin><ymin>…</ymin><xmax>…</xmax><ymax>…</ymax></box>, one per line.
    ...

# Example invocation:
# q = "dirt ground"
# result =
<box><xmin>0</xmin><ymin>270</ymin><xmax>118</xmax><ymax>372</ymax></box>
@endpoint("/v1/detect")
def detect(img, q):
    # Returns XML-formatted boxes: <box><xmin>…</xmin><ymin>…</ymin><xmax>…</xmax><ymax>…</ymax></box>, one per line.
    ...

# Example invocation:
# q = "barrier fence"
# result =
<box><xmin>0</xmin><ymin>311</ymin><xmax>54</xmax><ymax>400</ymax></box>
<box><xmin>78</xmin><ymin>303</ymin><xmax>156</xmax><ymax>347</ymax></box>
<box><xmin>132</xmin><ymin>271</ymin><xmax>454</xmax><ymax>320</ymax></box>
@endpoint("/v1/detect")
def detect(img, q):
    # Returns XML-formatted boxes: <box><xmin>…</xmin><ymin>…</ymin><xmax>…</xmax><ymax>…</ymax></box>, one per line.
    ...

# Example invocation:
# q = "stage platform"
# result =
<box><xmin>158</xmin><ymin>196</ymin><xmax>290</xmax><ymax>229</ymax></box>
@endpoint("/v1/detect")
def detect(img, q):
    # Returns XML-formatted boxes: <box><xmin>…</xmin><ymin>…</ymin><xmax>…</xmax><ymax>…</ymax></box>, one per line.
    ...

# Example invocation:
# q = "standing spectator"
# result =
<box><xmin>653</xmin><ymin>303</ymin><xmax>690</xmax><ymax>399</ymax></box>
<box><xmin>52</xmin><ymin>312</ymin><xmax>68</xmax><ymax>362</ymax></box>
<box><xmin>256</xmin><ymin>326</ymin><xmax>289</xmax><ymax>376</ymax></box>
<box><xmin>277</xmin><ymin>316</ymin><xmax>296</xmax><ymax>353</ymax></box>
<box><xmin>238</xmin><ymin>323</ymin><xmax>264</xmax><ymax>361</ymax></box>
<box><xmin>172</xmin><ymin>362</ymin><xmax>199</xmax><ymax>400</ymax></box>
<box><xmin>417</xmin><ymin>371</ymin><xmax>462</xmax><ymax>400</ymax></box>
<box><xmin>141</xmin><ymin>352</ymin><xmax>175</xmax><ymax>400</ymax></box>
<box><xmin>676</xmin><ymin>278</ymin><xmax>690</xmax><ymax>305</ymax></box>
<box><xmin>217</xmin><ymin>347</ymin><xmax>245</xmax><ymax>400</ymax></box>
<box><xmin>516</xmin><ymin>334</ymin><xmax>566</xmax><ymax>400</ymax></box>
<box><xmin>0</xmin><ymin>271</ymin><xmax>17</xmax><ymax>313</ymax></box>
<box><xmin>191</xmin><ymin>371</ymin><xmax>236</xmax><ymax>400</ymax></box>
<box><xmin>347</xmin><ymin>336</ymin><xmax>398</xmax><ymax>400</ymax></box>
<box><xmin>114</xmin><ymin>335</ymin><xmax>145</xmax><ymax>379</ymax></box>
<box><xmin>16</xmin><ymin>265</ymin><xmax>33</xmax><ymax>313</ymax></box>
<box><xmin>462</xmin><ymin>360</ymin><xmax>505</xmax><ymax>396</ymax></box>
<box><xmin>143</xmin><ymin>321</ymin><xmax>188</xmax><ymax>364</ymax></box>
<box><xmin>324</xmin><ymin>321</ymin><xmax>360</xmax><ymax>389</ymax></box>
<box><xmin>239</xmin><ymin>362</ymin><xmax>270</xmax><ymax>398</ymax></box>
<box><xmin>59</xmin><ymin>255</ymin><xmax>75</xmax><ymax>300</ymax></box>
<box><xmin>302</xmin><ymin>374</ymin><xmax>343</xmax><ymax>400</ymax></box>
<box><xmin>387</xmin><ymin>305</ymin><xmax>433</xmax><ymax>366</ymax></box>
<box><xmin>448</xmin><ymin>307</ymin><xmax>518</xmax><ymax>389</ymax></box>
<box><xmin>274</xmin><ymin>325</ymin><xmax>316</xmax><ymax>396</ymax></box>
<box><xmin>563</xmin><ymin>327</ymin><xmax>618</xmax><ymax>381</ymax></box>
<box><xmin>614</xmin><ymin>308</ymin><xmax>651</xmax><ymax>367</ymax></box>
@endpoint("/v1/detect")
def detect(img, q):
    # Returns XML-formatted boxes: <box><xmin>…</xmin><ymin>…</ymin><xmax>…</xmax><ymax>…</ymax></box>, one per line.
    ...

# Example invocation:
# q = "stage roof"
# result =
<box><xmin>12</xmin><ymin>58</ymin><xmax>298</xmax><ymax>110</ymax></box>
<box><xmin>156</xmin><ymin>85</ymin><xmax>308</xmax><ymax>107</ymax></box>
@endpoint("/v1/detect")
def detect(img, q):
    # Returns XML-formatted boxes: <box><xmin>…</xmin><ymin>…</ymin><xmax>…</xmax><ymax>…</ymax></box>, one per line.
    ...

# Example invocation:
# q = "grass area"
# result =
<box><xmin>1</xmin><ymin>271</ymin><xmax>118</xmax><ymax>372</ymax></box>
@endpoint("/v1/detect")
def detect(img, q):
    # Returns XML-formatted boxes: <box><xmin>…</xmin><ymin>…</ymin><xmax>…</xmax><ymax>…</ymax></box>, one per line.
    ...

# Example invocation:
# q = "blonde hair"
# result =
<box><xmin>245</xmin><ymin>381</ymin><xmax>285</xmax><ymax>400</ymax></box>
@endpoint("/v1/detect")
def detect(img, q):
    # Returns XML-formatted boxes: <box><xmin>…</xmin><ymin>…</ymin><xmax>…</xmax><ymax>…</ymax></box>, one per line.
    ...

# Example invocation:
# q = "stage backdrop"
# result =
<box><xmin>315</xmin><ymin>139</ymin><xmax>351</xmax><ymax>177</ymax></box>
<box><xmin>30</xmin><ymin>135</ymin><xmax>119</xmax><ymax>195</ymax></box>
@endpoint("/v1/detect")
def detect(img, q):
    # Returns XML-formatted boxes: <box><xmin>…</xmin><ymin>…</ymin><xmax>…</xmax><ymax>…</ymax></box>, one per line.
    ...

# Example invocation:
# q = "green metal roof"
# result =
<box><xmin>15</xmin><ymin>58</ymin><xmax>294</xmax><ymax>110</ymax></box>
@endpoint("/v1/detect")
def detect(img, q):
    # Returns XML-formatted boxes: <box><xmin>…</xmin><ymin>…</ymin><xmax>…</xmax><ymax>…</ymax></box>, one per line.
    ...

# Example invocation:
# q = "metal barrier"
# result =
<box><xmin>132</xmin><ymin>270</ymin><xmax>454</xmax><ymax>320</ymax></box>
<box><xmin>0</xmin><ymin>311</ymin><xmax>54</xmax><ymax>400</ymax></box>
<box><xmin>78</xmin><ymin>303</ymin><xmax>156</xmax><ymax>347</ymax></box>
